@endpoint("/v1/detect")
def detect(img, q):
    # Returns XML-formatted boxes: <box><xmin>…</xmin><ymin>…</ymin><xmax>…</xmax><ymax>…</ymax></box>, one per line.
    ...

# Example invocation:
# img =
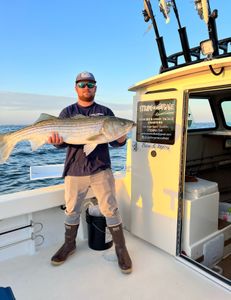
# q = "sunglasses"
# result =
<box><xmin>76</xmin><ymin>82</ymin><xmax>96</xmax><ymax>89</ymax></box>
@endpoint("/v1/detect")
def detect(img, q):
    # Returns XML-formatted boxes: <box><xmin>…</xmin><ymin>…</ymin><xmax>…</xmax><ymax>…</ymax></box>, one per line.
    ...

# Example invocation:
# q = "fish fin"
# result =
<box><xmin>86</xmin><ymin>134</ymin><xmax>104</xmax><ymax>141</ymax></box>
<box><xmin>35</xmin><ymin>113</ymin><xmax>88</xmax><ymax>124</ymax></box>
<box><xmin>83</xmin><ymin>144</ymin><xmax>98</xmax><ymax>156</ymax></box>
<box><xmin>30</xmin><ymin>138</ymin><xmax>45</xmax><ymax>151</ymax></box>
<box><xmin>0</xmin><ymin>133</ymin><xmax>17</xmax><ymax>164</ymax></box>
<box><xmin>34</xmin><ymin>113</ymin><xmax>58</xmax><ymax>124</ymax></box>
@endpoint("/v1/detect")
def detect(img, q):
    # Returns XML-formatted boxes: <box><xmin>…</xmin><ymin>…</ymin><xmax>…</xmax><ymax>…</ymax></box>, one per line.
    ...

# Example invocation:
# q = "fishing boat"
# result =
<box><xmin>0</xmin><ymin>1</ymin><xmax>231</xmax><ymax>299</ymax></box>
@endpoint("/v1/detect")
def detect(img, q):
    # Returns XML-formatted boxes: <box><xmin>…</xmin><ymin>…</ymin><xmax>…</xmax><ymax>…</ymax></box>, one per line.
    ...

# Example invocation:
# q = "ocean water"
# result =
<box><xmin>0</xmin><ymin>125</ymin><xmax>127</xmax><ymax>195</ymax></box>
<box><xmin>1</xmin><ymin>122</ymin><xmax>230</xmax><ymax>195</ymax></box>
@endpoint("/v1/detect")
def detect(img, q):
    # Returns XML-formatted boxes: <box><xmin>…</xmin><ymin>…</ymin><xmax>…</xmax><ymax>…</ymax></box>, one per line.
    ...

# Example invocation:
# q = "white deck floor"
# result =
<box><xmin>0</xmin><ymin>230</ymin><xmax>230</xmax><ymax>300</ymax></box>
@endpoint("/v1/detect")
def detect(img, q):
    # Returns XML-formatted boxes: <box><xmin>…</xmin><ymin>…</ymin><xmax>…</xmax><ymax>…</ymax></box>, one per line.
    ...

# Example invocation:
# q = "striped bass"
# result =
<box><xmin>0</xmin><ymin>113</ymin><xmax>135</xmax><ymax>164</ymax></box>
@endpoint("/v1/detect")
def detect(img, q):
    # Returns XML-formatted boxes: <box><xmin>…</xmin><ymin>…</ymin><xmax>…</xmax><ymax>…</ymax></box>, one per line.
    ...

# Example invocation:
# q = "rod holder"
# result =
<box><xmin>156</xmin><ymin>36</ymin><xmax>169</xmax><ymax>70</ymax></box>
<box><xmin>208</xmin><ymin>10</ymin><xmax>219</xmax><ymax>56</ymax></box>
<box><xmin>178</xmin><ymin>27</ymin><xmax>192</xmax><ymax>63</ymax></box>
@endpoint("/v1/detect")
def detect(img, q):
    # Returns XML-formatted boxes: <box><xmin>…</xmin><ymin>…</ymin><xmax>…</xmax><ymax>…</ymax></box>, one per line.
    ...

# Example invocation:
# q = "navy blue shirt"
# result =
<box><xmin>57</xmin><ymin>102</ymin><xmax>125</xmax><ymax>177</ymax></box>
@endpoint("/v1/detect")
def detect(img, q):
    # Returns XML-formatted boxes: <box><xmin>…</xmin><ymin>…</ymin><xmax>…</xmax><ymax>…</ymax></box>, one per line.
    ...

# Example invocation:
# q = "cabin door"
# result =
<box><xmin>130</xmin><ymin>92</ymin><xmax>185</xmax><ymax>255</ymax></box>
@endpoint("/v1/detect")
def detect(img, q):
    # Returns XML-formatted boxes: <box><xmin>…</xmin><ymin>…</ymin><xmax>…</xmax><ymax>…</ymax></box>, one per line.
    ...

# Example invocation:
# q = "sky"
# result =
<box><xmin>0</xmin><ymin>0</ymin><xmax>230</xmax><ymax>124</ymax></box>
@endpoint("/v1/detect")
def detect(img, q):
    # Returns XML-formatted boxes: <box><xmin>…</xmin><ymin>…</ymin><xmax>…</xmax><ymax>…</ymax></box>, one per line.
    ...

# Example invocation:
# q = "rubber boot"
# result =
<box><xmin>108</xmin><ymin>224</ymin><xmax>132</xmax><ymax>274</ymax></box>
<box><xmin>51</xmin><ymin>224</ymin><xmax>79</xmax><ymax>266</ymax></box>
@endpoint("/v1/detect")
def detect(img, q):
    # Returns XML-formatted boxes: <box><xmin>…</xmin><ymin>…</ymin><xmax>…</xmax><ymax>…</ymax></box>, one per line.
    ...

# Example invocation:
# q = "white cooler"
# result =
<box><xmin>182</xmin><ymin>177</ymin><xmax>219</xmax><ymax>256</ymax></box>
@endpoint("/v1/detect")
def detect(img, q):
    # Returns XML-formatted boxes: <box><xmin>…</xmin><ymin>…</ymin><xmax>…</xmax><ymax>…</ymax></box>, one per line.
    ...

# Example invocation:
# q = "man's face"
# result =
<box><xmin>75</xmin><ymin>81</ymin><xmax>97</xmax><ymax>103</ymax></box>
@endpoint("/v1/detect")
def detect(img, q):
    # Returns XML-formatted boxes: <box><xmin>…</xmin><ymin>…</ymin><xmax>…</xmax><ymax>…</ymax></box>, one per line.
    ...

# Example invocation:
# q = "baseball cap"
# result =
<box><xmin>75</xmin><ymin>71</ymin><xmax>96</xmax><ymax>83</ymax></box>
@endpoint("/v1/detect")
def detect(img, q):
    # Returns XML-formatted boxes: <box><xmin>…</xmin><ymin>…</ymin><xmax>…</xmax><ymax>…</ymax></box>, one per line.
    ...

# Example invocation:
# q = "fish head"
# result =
<box><xmin>103</xmin><ymin>117</ymin><xmax>136</xmax><ymax>140</ymax></box>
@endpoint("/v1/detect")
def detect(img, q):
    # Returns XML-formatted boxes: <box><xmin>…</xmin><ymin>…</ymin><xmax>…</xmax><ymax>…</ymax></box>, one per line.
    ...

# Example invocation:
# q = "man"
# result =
<box><xmin>48</xmin><ymin>71</ymin><xmax>132</xmax><ymax>274</ymax></box>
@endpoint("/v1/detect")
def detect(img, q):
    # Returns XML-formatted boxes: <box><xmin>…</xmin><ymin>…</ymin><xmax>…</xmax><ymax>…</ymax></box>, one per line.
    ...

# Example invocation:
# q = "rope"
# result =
<box><xmin>209</xmin><ymin>65</ymin><xmax>224</xmax><ymax>76</ymax></box>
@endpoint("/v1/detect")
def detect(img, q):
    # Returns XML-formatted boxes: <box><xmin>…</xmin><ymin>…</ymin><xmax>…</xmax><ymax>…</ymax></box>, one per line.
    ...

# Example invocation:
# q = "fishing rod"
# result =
<box><xmin>170</xmin><ymin>0</ymin><xmax>192</xmax><ymax>63</ymax></box>
<box><xmin>143</xmin><ymin>0</ymin><xmax>168</xmax><ymax>70</ymax></box>
<box><xmin>194</xmin><ymin>0</ymin><xmax>219</xmax><ymax>56</ymax></box>
<box><xmin>206</xmin><ymin>1</ymin><xmax>219</xmax><ymax>56</ymax></box>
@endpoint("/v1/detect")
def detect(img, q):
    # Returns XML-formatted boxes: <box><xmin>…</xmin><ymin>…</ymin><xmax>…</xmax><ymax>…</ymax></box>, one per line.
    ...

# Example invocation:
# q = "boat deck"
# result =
<box><xmin>0</xmin><ymin>230</ymin><xmax>230</xmax><ymax>300</ymax></box>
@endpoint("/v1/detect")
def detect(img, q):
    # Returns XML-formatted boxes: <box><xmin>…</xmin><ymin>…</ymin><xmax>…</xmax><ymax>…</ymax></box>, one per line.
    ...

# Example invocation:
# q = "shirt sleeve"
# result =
<box><xmin>59</xmin><ymin>108</ymin><xmax>69</xmax><ymax>119</ymax></box>
<box><xmin>109</xmin><ymin>139</ymin><xmax>127</xmax><ymax>148</ymax></box>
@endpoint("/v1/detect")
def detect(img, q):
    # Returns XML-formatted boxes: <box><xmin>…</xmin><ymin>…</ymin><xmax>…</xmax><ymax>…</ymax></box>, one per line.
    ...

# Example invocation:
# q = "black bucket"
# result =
<box><xmin>86</xmin><ymin>208</ymin><xmax>113</xmax><ymax>251</ymax></box>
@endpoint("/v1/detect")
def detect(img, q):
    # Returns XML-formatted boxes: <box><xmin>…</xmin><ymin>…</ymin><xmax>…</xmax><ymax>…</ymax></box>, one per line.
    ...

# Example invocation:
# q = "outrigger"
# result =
<box><xmin>0</xmin><ymin>1</ymin><xmax>231</xmax><ymax>298</ymax></box>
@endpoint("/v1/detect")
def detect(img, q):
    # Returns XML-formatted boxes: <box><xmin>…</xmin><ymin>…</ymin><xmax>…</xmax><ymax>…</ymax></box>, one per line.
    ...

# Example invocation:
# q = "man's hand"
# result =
<box><xmin>47</xmin><ymin>132</ymin><xmax>64</xmax><ymax>145</ymax></box>
<box><xmin>117</xmin><ymin>135</ymin><xmax>127</xmax><ymax>144</ymax></box>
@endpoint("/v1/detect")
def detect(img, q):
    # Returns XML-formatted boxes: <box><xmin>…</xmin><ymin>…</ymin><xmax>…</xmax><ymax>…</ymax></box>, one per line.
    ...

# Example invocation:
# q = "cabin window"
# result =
<box><xmin>221</xmin><ymin>100</ymin><xmax>231</xmax><ymax>127</ymax></box>
<box><xmin>188</xmin><ymin>98</ymin><xmax>216</xmax><ymax>129</ymax></box>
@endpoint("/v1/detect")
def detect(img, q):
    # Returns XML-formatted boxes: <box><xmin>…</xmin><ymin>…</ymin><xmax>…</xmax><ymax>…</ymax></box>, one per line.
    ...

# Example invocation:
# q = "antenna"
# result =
<box><xmin>143</xmin><ymin>0</ymin><xmax>168</xmax><ymax>70</ymax></box>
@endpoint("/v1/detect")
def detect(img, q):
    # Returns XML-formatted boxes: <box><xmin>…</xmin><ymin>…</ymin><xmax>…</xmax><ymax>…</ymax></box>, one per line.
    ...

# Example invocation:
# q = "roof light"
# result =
<box><xmin>200</xmin><ymin>39</ymin><xmax>214</xmax><ymax>58</ymax></box>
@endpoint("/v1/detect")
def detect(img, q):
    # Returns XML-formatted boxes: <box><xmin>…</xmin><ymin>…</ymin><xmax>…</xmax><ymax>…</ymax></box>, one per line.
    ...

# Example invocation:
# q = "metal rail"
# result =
<box><xmin>160</xmin><ymin>37</ymin><xmax>231</xmax><ymax>73</ymax></box>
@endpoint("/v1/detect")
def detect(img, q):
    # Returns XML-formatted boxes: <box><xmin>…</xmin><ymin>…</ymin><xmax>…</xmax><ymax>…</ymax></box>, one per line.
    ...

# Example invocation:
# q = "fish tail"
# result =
<box><xmin>0</xmin><ymin>133</ymin><xmax>17</xmax><ymax>164</ymax></box>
